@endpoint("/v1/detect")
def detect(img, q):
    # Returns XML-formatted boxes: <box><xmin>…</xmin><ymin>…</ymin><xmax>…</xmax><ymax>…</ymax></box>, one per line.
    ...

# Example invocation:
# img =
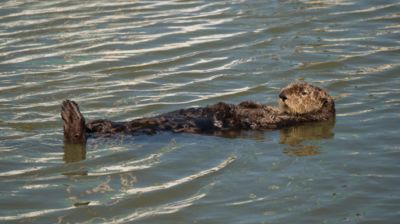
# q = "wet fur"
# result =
<box><xmin>61</xmin><ymin>82</ymin><xmax>335</xmax><ymax>144</ymax></box>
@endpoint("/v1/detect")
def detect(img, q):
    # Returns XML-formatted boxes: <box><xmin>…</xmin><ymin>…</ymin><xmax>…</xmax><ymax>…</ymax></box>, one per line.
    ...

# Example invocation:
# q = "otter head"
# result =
<box><xmin>278</xmin><ymin>82</ymin><xmax>335</xmax><ymax>117</ymax></box>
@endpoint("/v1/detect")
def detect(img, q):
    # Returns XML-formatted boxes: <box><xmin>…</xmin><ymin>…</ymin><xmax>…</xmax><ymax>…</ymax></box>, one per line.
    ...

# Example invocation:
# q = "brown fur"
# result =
<box><xmin>61</xmin><ymin>82</ymin><xmax>335</xmax><ymax>143</ymax></box>
<box><xmin>278</xmin><ymin>82</ymin><xmax>334</xmax><ymax>115</ymax></box>
<box><xmin>61</xmin><ymin>100</ymin><xmax>86</xmax><ymax>144</ymax></box>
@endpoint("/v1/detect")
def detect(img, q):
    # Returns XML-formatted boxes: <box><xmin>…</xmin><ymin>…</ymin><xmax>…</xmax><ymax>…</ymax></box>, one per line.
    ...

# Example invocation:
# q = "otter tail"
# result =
<box><xmin>61</xmin><ymin>100</ymin><xmax>86</xmax><ymax>144</ymax></box>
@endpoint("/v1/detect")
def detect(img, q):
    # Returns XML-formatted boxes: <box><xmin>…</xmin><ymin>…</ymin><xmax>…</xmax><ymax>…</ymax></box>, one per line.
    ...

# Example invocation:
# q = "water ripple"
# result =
<box><xmin>1</xmin><ymin>0</ymin><xmax>400</xmax><ymax>223</ymax></box>
<box><xmin>114</xmin><ymin>155</ymin><xmax>235</xmax><ymax>197</ymax></box>
<box><xmin>105</xmin><ymin>192</ymin><xmax>206</xmax><ymax>224</ymax></box>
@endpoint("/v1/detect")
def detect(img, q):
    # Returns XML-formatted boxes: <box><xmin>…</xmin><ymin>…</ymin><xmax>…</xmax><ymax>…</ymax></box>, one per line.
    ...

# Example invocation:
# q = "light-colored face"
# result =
<box><xmin>278</xmin><ymin>83</ymin><xmax>333</xmax><ymax>115</ymax></box>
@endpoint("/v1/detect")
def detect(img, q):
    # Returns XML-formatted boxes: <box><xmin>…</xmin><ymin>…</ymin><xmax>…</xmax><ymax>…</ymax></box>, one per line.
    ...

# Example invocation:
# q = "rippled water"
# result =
<box><xmin>1</xmin><ymin>0</ymin><xmax>400</xmax><ymax>223</ymax></box>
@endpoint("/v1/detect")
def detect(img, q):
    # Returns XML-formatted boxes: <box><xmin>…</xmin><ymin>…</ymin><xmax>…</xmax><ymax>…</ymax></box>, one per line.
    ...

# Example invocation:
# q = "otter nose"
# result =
<box><xmin>279</xmin><ymin>92</ymin><xmax>287</xmax><ymax>101</ymax></box>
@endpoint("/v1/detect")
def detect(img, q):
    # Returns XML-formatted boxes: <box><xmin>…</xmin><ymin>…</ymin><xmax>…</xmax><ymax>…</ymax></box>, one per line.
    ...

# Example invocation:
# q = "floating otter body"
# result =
<box><xmin>61</xmin><ymin>82</ymin><xmax>335</xmax><ymax>144</ymax></box>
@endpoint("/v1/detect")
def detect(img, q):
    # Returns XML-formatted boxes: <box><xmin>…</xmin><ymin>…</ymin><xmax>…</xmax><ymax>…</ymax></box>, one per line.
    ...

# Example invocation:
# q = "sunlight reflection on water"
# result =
<box><xmin>1</xmin><ymin>0</ymin><xmax>400</xmax><ymax>223</ymax></box>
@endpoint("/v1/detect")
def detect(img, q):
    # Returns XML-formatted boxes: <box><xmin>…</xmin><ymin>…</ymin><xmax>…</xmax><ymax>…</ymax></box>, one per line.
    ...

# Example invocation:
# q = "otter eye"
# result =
<box><xmin>301</xmin><ymin>91</ymin><xmax>307</xmax><ymax>96</ymax></box>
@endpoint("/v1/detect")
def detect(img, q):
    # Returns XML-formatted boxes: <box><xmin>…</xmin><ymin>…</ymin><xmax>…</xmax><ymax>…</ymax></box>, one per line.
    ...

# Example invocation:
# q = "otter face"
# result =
<box><xmin>278</xmin><ymin>83</ymin><xmax>334</xmax><ymax>115</ymax></box>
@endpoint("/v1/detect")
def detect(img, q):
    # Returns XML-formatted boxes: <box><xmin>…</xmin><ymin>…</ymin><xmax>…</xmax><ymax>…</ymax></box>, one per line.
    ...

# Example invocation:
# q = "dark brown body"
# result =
<box><xmin>61</xmin><ymin>83</ymin><xmax>335</xmax><ymax>145</ymax></box>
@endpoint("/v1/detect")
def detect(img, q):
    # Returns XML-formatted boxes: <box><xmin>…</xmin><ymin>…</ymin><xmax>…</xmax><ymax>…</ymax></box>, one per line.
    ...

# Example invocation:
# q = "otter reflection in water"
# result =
<box><xmin>280</xmin><ymin>119</ymin><xmax>335</xmax><ymax>156</ymax></box>
<box><xmin>63</xmin><ymin>120</ymin><xmax>335</xmax><ymax>163</ymax></box>
<box><xmin>61</xmin><ymin>82</ymin><xmax>335</xmax><ymax>146</ymax></box>
<box><xmin>63</xmin><ymin>143</ymin><xmax>86</xmax><ymax>163</ymax></box>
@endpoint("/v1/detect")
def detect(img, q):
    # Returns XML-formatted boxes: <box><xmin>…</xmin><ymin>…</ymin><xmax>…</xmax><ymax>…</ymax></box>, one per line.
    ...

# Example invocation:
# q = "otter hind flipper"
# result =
<box><xmin>61</xmin><ymin>100</ymin><xmax>86</xmax><ymax>144</ymax></box>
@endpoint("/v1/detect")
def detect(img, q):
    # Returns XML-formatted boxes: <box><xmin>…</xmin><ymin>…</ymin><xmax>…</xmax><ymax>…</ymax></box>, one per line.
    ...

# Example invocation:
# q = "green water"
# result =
<box><xmin>1</xmin><ymin>0</ymin><xmax>400</xmax><ymax>223</ymax></box>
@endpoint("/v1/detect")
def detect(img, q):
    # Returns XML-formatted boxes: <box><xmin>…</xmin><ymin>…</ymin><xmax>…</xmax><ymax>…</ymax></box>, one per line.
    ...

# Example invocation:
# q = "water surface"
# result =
<box><xmin>1</xmin><ymin>0</ymin><xmax>400</xmax><ymax>223</ymax></box>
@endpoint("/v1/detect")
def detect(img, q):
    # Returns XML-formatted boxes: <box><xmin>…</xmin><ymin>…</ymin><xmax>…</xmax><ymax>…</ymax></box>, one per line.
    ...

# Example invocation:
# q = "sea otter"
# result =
<box><xmin>61</xmin><ymin>82</ymin><xmax>335</xmax><ymax>145</ymax></box>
